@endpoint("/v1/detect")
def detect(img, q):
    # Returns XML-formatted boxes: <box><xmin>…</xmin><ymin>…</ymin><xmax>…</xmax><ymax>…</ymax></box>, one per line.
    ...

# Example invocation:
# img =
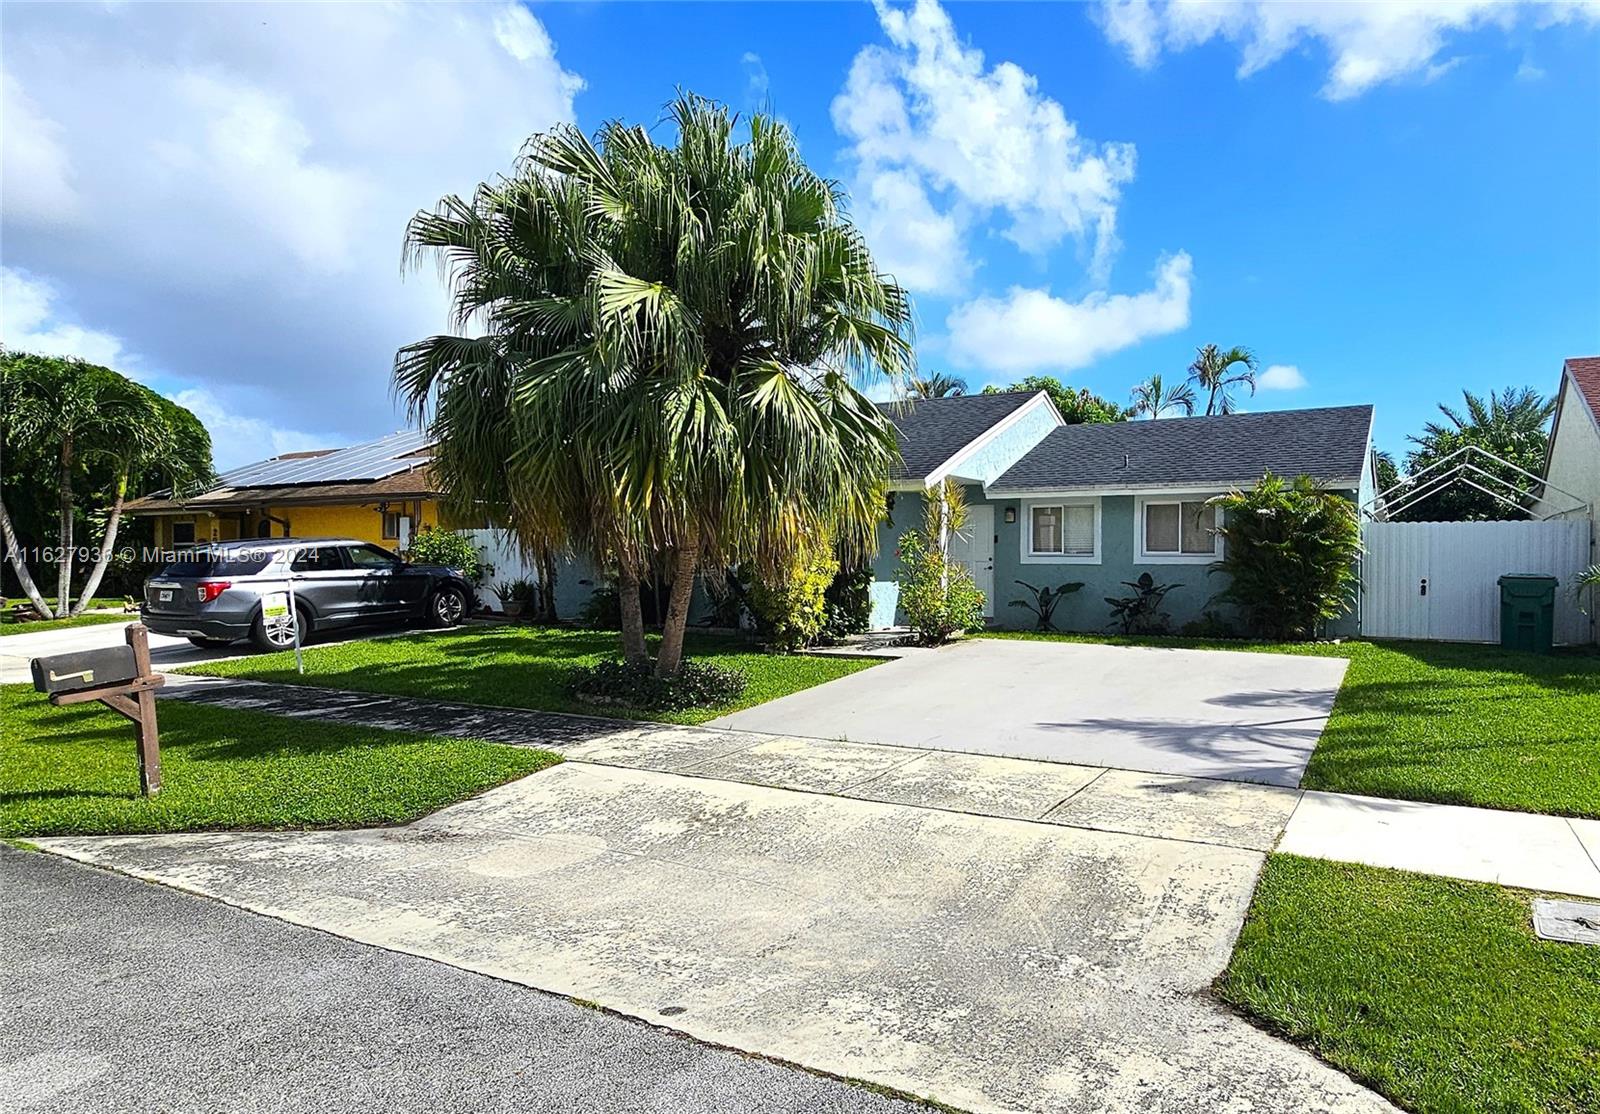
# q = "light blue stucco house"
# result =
<box><xmin>869</xmin><ymin>391</ymin><xmax>1376</xmax><ymax>635</ymax></box>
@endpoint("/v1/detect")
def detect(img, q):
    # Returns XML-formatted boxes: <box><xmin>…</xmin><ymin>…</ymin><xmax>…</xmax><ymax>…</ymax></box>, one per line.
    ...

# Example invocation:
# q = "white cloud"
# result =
<box><xmin>1</xmin><ymin>267</ymin><xmax>129</xmax><ymax>369</ymax></box>
<box><xmin>1</xmin><ymin>266</ymin><xmax>344</xmax><ymax>471</ymax></box>
<box><xmin>1258</xmin><ymin>363</ymin><xmax>1308</xmax><ymax>390</ymax></box>
<box><xmin>0</xmin><ymin>2</ymin><xmax>581</xmax><ymax>460</ymax></box>
<box><xmin>169</xmin><ymin>388</ymin><xmax>344</xmax><ymax>472</ymax></box>
<box><xmin>742</xmin><ymin>51</ymin><xmax>770</xmax><ymax>104</ymax></box>
<box><xmin>944</xmin><ymin>252</ymin><xmax>1193</xmax><ymax>375</ymax></box>
<box><xmin>1097</xmin><ymin>0</ymin><xmax>1599</xmax><ymax>100</ymax></box>
<box><xmin>834</xmin><ymin>0</ymin><xmax>1137</xmax><ymax>290</ymax></box>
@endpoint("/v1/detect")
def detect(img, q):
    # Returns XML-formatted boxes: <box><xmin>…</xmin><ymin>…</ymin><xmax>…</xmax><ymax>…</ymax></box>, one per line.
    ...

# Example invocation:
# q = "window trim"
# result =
<box><xmin>1019</xmin><ymin>497</ymin><xmax>1101</xmax><ymax>565</ymax></box>
<box><xmin>1134</xmin><ymin>495</ymin><xmax>1223</xmax><ymax>564</ymax></box>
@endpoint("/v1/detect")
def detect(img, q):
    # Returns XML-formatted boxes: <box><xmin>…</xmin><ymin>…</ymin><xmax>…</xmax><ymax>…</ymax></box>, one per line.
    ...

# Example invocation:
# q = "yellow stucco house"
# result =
<box><xmin>127</xmin><ymin>430</ymin><xmax>449</xmax><ymax>549</ymax></box>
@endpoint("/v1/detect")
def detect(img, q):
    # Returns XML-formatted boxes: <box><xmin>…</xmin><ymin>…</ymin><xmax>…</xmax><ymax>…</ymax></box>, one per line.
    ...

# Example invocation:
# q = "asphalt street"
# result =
<box><xmin>1</xmin><ymin>847</ymin><xmax>920</xmax><ymax>1114</ymax></box>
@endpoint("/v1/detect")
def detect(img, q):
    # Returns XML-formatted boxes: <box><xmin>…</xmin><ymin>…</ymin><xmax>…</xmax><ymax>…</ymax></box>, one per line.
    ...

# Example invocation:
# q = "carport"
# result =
<box><xmin>711</xmin><ymin>638</ymin><xmax>1349</xmax><ymax>787</ymax></box>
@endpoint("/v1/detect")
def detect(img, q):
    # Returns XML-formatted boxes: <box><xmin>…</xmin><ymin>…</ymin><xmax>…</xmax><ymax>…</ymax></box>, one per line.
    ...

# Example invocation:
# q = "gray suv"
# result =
<box><xmin>141</xmin><ymin>537</ymin><xmax>476</xmax><ymax>651</ymax></box>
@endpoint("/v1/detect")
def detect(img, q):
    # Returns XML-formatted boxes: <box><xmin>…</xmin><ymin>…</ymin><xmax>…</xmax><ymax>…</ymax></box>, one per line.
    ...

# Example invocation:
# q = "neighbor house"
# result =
<box><xmin>870</xmin><ymin>391</ymin><xmax>1376</xmax><ymax>634</ymax></box>
<box><xmin>1531</xmin><ymin>355</ymin><xmax>1600</xmax><ymax>641</ymax></box>
<box><xmin>126</xmin><ymin>430</ymin><xmax>449</xmax><ymax>549</ymax></box>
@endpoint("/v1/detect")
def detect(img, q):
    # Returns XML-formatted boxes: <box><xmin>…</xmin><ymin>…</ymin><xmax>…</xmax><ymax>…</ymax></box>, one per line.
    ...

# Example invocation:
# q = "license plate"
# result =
<box><xmin>159</xmin><ymin>590</ymin><xmax>173</xmax><ymax>602</ymax></box>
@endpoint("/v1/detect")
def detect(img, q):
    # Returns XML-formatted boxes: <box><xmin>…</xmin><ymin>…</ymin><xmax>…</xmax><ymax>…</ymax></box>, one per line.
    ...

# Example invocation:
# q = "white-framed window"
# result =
<box><xmin>1021</xmin><ymin>499</ymin><xmax>1100</xmax><ymax>564</ymax></box>
<box><xmin>1136</xmin><ymin>497</ymin><xmax>1221</xmax><ymax>562</ymax></box>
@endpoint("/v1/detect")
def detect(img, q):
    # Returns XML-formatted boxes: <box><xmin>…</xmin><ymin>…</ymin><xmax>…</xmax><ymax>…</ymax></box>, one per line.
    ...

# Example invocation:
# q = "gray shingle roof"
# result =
<box><xmin>990</xmin><ymin>405</ymin><xmax>1373</xmax><ymax>492</ymax></box>
<box><xmin>878</xmin><ymin>391</ymin><xmax>1041</xmax><ymax>481</ymax></box>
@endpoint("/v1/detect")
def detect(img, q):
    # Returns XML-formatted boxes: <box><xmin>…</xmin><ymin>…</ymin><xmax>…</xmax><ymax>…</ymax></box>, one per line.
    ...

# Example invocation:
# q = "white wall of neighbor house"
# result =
<box><xmin>1530</xmin><ymin>374</ymin><xmax>1600</xmax><ymax>641</ymax></box>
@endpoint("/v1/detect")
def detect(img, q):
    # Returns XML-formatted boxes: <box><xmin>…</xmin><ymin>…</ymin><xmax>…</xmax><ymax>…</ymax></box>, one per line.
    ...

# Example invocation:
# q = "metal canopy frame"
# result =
<box><xmin>1364</xmin><ymin>444</ymin><xmax>1588</xmax><ymax>522</ymax></box>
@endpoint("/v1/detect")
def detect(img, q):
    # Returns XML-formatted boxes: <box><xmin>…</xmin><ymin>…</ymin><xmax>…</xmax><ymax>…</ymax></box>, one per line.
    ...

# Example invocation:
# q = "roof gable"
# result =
<box><xmin>1563</xmin><ymin>356</ymin><xmax>1600</xmax><ymax>428</ymax></box>
<box><xmin>990</xmin><ymin>405</ymin><xmax>1374</xmax><ymax>492</ymax></box>
<box><xmin>877</xmin><ymin>391</ymin><xmax>1043</xmax><ymax>483</ymax></box>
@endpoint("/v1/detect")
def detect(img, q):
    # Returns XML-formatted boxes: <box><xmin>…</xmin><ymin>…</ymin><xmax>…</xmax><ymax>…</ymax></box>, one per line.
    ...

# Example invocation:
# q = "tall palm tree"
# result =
<box><xmin>1187</xmin><ymin>344</ymin><xmax>1258</xmax><ymax>415</ymax></box>
<box><xmin>0</xmin><ymin>351</ymin><xmax>212</xmax><ymax>617</ymax></box>
<box><xmin>907</xmin><ymin>372</ymin><xmax>966</xmax><ymax>398</ymax></box>
<box><xmin>1129</xmin><ymin>373</ymin><xmax>1196</xmax><ymax>419</ymax></box>
<box><xmin>395</xmin><ymin>96</ymin><xmax>913</xmax><ymax>676</ymax></box>
<box><xmin>1422</xmin><ymin>386</ymin><xmax>1555</xmax><ymax>445</ymax></box>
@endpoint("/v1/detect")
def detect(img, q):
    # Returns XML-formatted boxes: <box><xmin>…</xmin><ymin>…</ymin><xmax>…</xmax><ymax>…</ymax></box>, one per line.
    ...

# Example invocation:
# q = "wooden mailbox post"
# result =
<box><xmin>31</xmin><ymin>624</ymin><xmax>165</xmax><ymax>796</ymax></box>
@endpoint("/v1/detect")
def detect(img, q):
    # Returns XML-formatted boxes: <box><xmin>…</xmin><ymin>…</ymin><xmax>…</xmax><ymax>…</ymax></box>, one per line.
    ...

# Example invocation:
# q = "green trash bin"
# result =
<box><xmin>1497</xmin><ymin>574</ymin><xmax>1558</xmax><ymax>654</ymax></box>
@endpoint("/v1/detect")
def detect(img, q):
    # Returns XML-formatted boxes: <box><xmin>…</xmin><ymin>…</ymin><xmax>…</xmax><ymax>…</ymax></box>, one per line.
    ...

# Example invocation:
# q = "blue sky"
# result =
<box><xmin>3</xmin><ymin>1</ymin><xmax>1597</xmax><ymax>469</ymax></box>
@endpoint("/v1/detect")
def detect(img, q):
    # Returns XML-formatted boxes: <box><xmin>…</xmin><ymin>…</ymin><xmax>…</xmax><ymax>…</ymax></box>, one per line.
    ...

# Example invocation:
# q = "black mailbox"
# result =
<box><xmin>31</xmin><ymin>645</ymin><xmax>140</xmax><ymax>695</ymax></box>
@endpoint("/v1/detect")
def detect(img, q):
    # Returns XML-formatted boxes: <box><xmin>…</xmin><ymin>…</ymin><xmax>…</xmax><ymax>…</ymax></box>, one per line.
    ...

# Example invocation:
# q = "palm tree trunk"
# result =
<box><xmin>536</xmin><ymin>551</ymin><xmax>558</xmax><ymax>623</ymax></box>
<box><xmin>617</xmin><ymin>563</ymin><xmax>648</xmax><ymax>665</ymax></box>
<box><xmin>57</xmin><ymin>439</ymin><xmax>75</xmax><ymax>614</ymax></box>
<box><xmin>654</xmin><ymin>533</ymin><xmax>699</xmax><ymax>678</ymax></box>
<box><xmin>0</xmin><ymin>490</ymin><xmax>55</xmax><ymax>618</ymax></box>
<box><xmin>70</xmin><ymin>471</ymin><xmax>128</xmax><ymax>616</ymax></box>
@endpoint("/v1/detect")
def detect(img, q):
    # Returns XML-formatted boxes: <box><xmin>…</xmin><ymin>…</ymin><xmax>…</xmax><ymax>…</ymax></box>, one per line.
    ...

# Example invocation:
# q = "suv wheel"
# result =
<box><xmin>426</xmin><ymin>586</ymin><xmax>467</xmax><ymax>628</ymax></box>
<box><xmin>251</xmin><ymin>604</ymin><xmax>309</xmax><ymax>652</ymax></box>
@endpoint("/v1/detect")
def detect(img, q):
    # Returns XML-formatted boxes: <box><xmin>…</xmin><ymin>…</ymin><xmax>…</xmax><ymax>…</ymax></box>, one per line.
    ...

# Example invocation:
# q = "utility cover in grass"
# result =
<box><xmin>1533</xmin><ymin>899</ymin><xmax>1600</xmax><ymax>946</ymax></box>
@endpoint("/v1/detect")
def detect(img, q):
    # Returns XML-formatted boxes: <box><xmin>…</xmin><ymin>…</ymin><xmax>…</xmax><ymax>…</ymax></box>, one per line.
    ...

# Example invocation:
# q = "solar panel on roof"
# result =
<box><xmin>214</xmin><ymin>430</ymin><xmax>433</xmax><ymax>488</ymax></box>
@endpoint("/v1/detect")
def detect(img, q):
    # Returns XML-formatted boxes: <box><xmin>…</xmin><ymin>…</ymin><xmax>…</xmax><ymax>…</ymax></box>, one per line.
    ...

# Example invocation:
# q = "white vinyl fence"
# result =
<box><xmin>1361</xmin><ymin>519</ymin><xmax>1593</xmax><ymax>644</ymax></box>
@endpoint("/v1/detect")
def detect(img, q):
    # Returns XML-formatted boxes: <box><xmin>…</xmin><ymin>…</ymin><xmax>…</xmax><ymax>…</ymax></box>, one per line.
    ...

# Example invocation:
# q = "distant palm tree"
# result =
<box><xmin>1187</xmin><ymin>344</ymin><xmax>1258</xmax><ymax>415</ymax></box>
<box><xmin>1130</xmin><ymin>374</ymin><xmax>1196</xmax><ymax>419</ymax></box>
<box><xmin>908</xmin><ymin>372</ymin><xmax>967</xmax><ymax>398</ymax></box>
<box><xmin>1421</xmin><ymin>386</ymin><xmax>1555</xmax><ymax>445</ymax></box>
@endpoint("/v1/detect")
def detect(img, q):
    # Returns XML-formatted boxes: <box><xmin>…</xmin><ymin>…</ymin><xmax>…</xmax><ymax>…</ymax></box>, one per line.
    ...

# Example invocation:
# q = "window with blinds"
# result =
<box><xmin>1143</xmin><ymin>500</ymin><xmax>1217</xmax><ymax>555</ymax></box>
<box><xmin>1029</xmin><ymin>503</ymin><xmax>1095</xmax><ymax>556</ymax></box>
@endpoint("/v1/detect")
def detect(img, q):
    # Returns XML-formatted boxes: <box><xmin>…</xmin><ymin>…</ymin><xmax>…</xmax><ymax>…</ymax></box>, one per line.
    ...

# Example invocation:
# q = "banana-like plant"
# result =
<box><xmin>1008</xmin><ymin>579</ymin><xmax>1084</xmax><ymax>631</ymax></box>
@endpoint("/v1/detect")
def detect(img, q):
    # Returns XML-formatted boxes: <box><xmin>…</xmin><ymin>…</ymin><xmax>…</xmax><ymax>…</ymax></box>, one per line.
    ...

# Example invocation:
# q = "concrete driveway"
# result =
<box><xmin>39</xmin><ymin>724</ymin><xmax>1388</xmax><ymax>1114</ymax></box>
<box><xmin>712</xmin><ymin>639</ymin><xmax>1350</xmax><ymax>787</ymax></box>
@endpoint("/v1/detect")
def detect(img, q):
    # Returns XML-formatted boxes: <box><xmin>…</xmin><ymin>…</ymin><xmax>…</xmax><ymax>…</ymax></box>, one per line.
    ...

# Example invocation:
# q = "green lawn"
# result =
<box><xmin>0</xmin><ymin>612</ymin><xmax>132</xmax><ymax>635</ymax></box>
<box><xmin>1220</xmin><ymin>855</ymin><xmax>1600</xmax><ymax>1114</ymax></box>
<box><xmin>0</xmin><ymin>684</ymin><xmax>558</xmax><ymax>838</ymax></box>
<box><xmin>181</xmin><ymin>625</ymin><xmax>879</xmax><ymax>725</ymax></box>
<box><xmin>980</xmin><ymin>631</ymin><xmax>1600</xmax><ymax>818</ymax></box>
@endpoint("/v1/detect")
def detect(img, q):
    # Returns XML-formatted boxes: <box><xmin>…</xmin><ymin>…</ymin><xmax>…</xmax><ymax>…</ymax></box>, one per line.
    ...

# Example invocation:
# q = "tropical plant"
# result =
<box><xmin>1105</xmin><ymin>572</ymin><xmax>1182</xmax><ymax>635</ymax></box>
<box><xmin>404</xmin><ymin>527</ymin><xmax>489</xmax><ymax>584</ymax></box>
<box><xmin>1008</xmin><ymin>579</ymin><xmax>1084</xmax><ymax>631</ymax></box>
<box><xmin>747</xmin><ymin>531</ymin><xmax>838</xmax><ymax>651</ymax></box>
<box><xmin>0</xmin><ymin>351</ymin><xmax>213</xmax><ymax>618</ymax></box>
<box><xmin>394</xmin><ymin>95</ymin><xmax>912</xmax><ymax>679</ymax></box>
<box><xmin>1574</xmin><ymin>564</ymin><xmax>1600</xmax><ymax>616</ymax></box>
<box><xmin>822</xmin><ymin>562</ymin><xmax>874</xmax><ymax>640</ymax></box>
<box><xmin>1394</xmin><ymin>387</ymin><xmax>1555</xmax><ymax>522</ymax></box>
<box><xmin>1209</xmin><ymin>472</ymin><xmax>1361</xmax><ymax>640</ymax></box>
<box><xmin>1129</xmin><ymin>373</ymin><xmax>1196</xmax><ymax>419</ymax></box>
<box><xmin>896</xmin><ymin>481</ymin><xmax>985</xmax><ymax>644</ymax></box>
<box><xmin>1186</xmin><ymin>344</ymin><xmax>1258</xmax><ymax>416</ymax></box>
<box><xmin>898</xmin><ymin>532</ymin><xmax>985</xmax><ymax>645</ymax></box>
<box><xmin>983</xmin><ymin>375</ymin><xmax>1131</xmax><ymax>423</ymax></box>
<box><xmin>908</xmin><ymin>372</ymin><xmax>967</xmax><ymax>398</ymax></box>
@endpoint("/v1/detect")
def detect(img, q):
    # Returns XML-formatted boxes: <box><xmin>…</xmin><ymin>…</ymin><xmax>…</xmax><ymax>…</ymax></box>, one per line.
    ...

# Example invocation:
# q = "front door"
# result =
<box><xmin>947</xmin><ymin>504</ymin><xmax>995</xmax><ymax>618</ymax></box>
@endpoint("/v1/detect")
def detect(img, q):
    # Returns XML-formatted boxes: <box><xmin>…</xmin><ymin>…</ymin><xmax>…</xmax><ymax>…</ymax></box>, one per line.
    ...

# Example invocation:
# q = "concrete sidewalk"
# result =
<box><xmin>1280</xmin><ymin>791</ymin><xmax>1600</xmax><ymax>898</ymax></box>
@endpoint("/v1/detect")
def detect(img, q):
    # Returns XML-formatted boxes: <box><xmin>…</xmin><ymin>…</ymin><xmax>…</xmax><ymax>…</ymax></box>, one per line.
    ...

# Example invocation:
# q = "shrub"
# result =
<box><xmin>1105</xmin><ymin>573</ymin><xmax>1181</xmax><ymax>635</ymax></box>
<box><xmin>405</xmin><ymin>527</ymin><xmax>490</xmax><ymax>584</ymax></box>
<box><xmin>747</xmin><ymin>533</ymin><xmax>838</xmax><ymax>651</ymax></box>
<box><xmin>822</xmin><ymin>563</ymin><xmax>874</xmax><ymax>640</ymax></box>
<box><xmin>1179</xmin><ymin>609</ymin><xmax>1239</xmax><ymax>639</ymax></box>
<box><xmin>897</xmin><ymin>531</ymin><xmax>986</xmax><ymax>644</ymax></box>
<box><xmin>579</xmin><ymin>582</ymin><xmax>621</xmax><ymax>629</ymax></box>
<box><xmin>567</xmin><ymin>657</ymin><xmax>746</xmax><ymax>711</ymax></box>
<box><xmin>1210</xmin><ymin>473</ymin><xmax>1361</xmax><ymax>640</ymax></box>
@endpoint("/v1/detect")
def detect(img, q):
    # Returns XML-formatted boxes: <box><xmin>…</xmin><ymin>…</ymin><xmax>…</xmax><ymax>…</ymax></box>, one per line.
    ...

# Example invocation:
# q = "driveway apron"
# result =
<box><xmin>40</xmin><ymin>753</ymin><xmax>1389</xmax><ymax>1114</ymax></box>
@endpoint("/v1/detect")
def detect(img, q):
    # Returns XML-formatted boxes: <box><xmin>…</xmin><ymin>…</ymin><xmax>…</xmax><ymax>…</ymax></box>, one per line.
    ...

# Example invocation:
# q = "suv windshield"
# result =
<box><xmin>159</xmin><ymin>548</ymin><xmax>276</xmax><ymax>578</ymax></box>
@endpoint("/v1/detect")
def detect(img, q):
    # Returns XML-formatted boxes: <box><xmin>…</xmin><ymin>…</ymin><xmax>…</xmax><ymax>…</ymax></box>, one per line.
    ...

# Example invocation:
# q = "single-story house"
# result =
<box><xmin>870</xmin><ymin>391</ymin><xmax>1376</xmax><ymax>634</ymax></box>
<box><xmin>126</xmin><ymin>430</ymin><xmax>449</xmax><ymax>548</ymax></box>
<box><xmin>1531</xmin><ymin>355</ymin><xmax>1600</xmax><ymax>641</ymax></box>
